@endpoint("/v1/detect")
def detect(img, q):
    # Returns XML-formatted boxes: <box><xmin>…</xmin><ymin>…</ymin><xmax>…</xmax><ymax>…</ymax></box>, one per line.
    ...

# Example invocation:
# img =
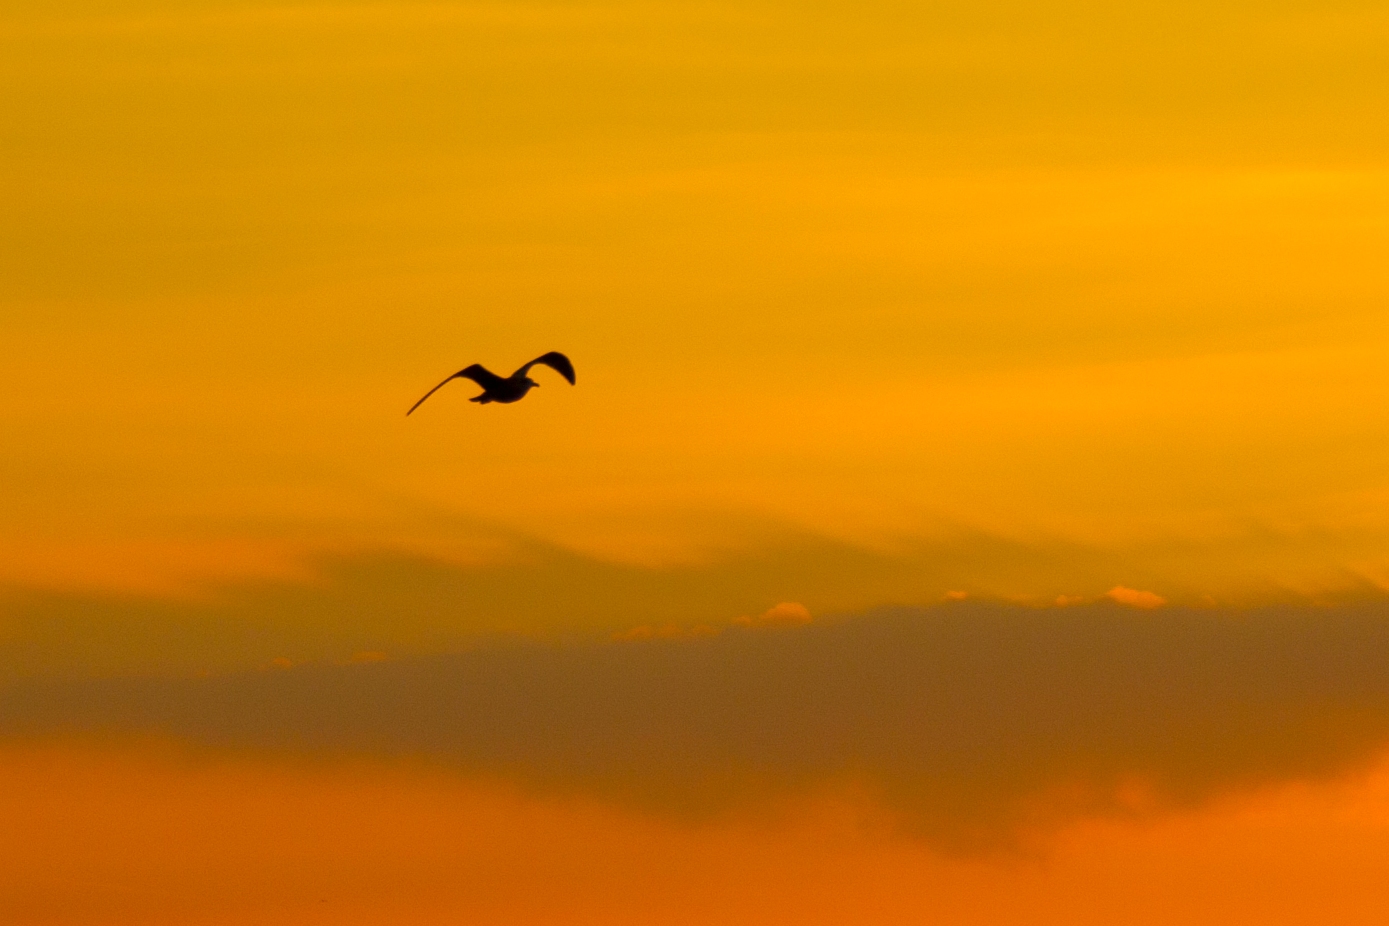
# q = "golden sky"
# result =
<box><xmin>3</xmin><ymin>0</ymin><xmax>1389</xmax><ymax>921</ymax></box>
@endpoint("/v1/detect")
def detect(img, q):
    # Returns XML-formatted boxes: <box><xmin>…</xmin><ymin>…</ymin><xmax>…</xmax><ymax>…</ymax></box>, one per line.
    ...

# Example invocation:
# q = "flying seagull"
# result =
<box><xmin>407</xmin><ymin>351</ymin><xmax>576</xmax><ymax>415</ymax></box>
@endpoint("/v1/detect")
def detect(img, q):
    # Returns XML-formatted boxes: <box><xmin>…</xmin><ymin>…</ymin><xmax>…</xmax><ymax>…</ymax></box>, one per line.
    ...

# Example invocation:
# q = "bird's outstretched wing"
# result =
<box><xmin>406</xmin><ymin>364</ymin><xmax>504</xmax><ymax>415</ymax></box>
<box><xmin>514</xmin><ymin>351</ymin><xmax>576</xmax><ymax>385</ymax></box>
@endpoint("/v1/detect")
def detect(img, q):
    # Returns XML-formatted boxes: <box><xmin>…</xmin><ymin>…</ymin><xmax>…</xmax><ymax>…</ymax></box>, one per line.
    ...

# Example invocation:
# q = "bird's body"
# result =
<box><xmin>461</xmin><ymin>365</ymin><xmax>536</xmax><ymax>404</ymax></box>
<box><xmin>408</xmin><ymin>352</ymin><xmax>576</xmax><ymax>415</ymax></box>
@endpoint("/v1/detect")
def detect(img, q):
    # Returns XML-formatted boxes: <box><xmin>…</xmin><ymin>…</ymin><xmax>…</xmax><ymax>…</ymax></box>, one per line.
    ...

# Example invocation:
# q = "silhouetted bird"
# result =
<box><xmin>407</xmin><ymin>352</ymin><xmax>576</xmax><ymax>415</ymax></box>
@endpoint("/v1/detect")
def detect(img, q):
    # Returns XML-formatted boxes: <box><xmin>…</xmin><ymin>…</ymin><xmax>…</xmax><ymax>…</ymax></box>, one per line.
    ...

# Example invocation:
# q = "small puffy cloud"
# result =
<box><xmin>944</xmin><ymin>590</ymin><xmax>969</xmax><ymax>601</ymax></box>
<box><xmin>762</xmin><ymin>601</ymin><xmax>812</xmax><ymax>624</ymax></box>
<box><xmin>1106</xmin><ymin>586</ymin><xmax>1166</xmax><ymax>609</ymax></box>
<box><xmin>736</xmin><ymin>602</ymin><xmax>812</xmax><ymax>627</ymax></box>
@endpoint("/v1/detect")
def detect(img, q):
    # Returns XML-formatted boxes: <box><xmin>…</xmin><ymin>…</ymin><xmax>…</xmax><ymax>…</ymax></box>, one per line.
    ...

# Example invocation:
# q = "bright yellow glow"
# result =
<box><xmin>4</xmin><ymin>0</ymin><xmax>1389</xmax><ymax>615</ymax></box>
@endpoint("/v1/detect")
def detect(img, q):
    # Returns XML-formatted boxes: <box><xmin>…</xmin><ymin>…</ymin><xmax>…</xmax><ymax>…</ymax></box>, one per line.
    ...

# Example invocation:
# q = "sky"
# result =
<box><xmin>3</xmin><ymin>0</ymin><xmax>1389</xmax><ymax>921</ymax></box>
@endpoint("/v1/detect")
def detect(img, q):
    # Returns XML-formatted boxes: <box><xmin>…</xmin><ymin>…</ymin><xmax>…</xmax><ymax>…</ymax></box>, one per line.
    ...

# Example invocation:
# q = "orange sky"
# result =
<box><xmin>5</xmin><ymin>739</ymin><xmax>1389</xmax><ymax>925</ymax></box>
<box><xmin>4</xmin><ymin>0</ymin><xmax>1389</xmax><ymax>921</ymax></box>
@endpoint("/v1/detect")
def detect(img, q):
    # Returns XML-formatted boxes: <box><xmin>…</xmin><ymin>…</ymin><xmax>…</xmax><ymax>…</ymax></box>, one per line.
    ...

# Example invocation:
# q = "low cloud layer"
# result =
<box><xmin>6</xmin><ymin>600</ymin><xmax>1389</xmax><ymax>851</ymax></box>
<box><xmin>7</xmin><ymin>530</ymin><xmax>1385</xmax><ymax>679</ymax></box>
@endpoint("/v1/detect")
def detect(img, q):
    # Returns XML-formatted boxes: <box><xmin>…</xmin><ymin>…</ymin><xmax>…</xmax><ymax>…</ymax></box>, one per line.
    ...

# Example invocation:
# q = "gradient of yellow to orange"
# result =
<box><xmin>4</xmin><ymin>0</ymin><xmax>1389</xmax><ymax>609</ymax></box>
<box><xmin>5</xmin><ymin>2</ymin><xmax>1389</xmax><ymax>923</ymax></box>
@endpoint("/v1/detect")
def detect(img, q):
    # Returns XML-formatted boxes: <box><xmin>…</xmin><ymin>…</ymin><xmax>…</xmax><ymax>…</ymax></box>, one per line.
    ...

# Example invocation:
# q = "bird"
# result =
<box><xmin>407</xmin><ymin>351</ymin><xmax>576</xmax><ymax>415</ymax></box>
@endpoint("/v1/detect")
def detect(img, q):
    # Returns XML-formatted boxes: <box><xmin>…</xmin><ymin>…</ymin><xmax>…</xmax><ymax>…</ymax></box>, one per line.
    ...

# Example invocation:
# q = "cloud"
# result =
<box><xmin>1106</xmin><ymin>586</ymin><xmax>1167</xmax><ymax>608</ymax></box>
<box><xmin>6</xmin><ymin>599</ymin><xmax>1389</xmax><ymax>853</ymax></box>
<box><xmin>0</xmin><ymin>541</ymin><xmax>905</xmax><ymax>677</ymax></box>
<box><xmin>0</xmin><ymin>534</ymin><xmax>1171</xmax><ymax>678</ymax></box>
<box><xmin>9</xmin><ymin>526</ymin><xmax>1372</xmax><ymax>680</ymax></box>
<box><xmin>735</xmin><ymin>602</ymin><xmax>813</xmax><ymax>627</ymax></box>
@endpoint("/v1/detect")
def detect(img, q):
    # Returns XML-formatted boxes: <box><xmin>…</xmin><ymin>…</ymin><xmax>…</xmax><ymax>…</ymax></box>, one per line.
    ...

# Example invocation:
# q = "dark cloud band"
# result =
<box><xmin>6</xmin><ymin>599</ymin><xmax>1389</xmax><ymax>850</ymax></box>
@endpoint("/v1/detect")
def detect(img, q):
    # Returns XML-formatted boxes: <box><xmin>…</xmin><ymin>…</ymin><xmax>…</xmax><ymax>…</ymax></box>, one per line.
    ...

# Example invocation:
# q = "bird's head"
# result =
<box><xmin>524</xmin><ymin>377</ymin><xmax>540</xmax><ymax>388</ymax></box>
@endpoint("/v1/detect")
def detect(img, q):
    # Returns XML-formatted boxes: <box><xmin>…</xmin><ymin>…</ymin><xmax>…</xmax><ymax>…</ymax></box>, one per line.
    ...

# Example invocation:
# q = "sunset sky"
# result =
<box><xmin>4</xmin><ymin>0</ymin><xmax>1389</xmax><ymax>921</ymax></box>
